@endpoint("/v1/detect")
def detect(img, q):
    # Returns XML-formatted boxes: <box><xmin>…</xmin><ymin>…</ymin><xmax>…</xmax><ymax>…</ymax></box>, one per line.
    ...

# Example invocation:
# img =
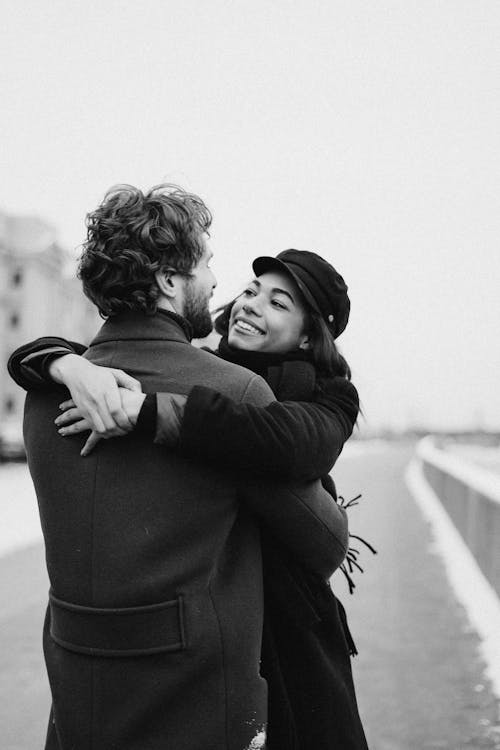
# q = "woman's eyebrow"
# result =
<box><xmin>249</xmin><ymin>279</ymin><xmax>294</xmax><ymax>304</ymax></box>
<box><xmin>271</xmin><ymin>287</ymin><xmax>295</xmax><ymax>304</ymax></box>
<box><xmin>242</xmin><ymin>278</ymin><xmax>260</xmax><ymax>291</ymax></box>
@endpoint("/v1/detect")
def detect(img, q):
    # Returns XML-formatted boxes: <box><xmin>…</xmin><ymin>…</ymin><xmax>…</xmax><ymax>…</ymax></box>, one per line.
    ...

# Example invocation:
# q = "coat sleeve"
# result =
<box><xmin>7</xmin><ymin>337</ymin><xmax>87</xmax><ymax>390</ymax></box>
<box><xmin>172</xmin><ymin>377</ymin><xmax>359</xmax><ymax>482</ymax></box>
<box><xmin>238</xmin><ymin>476</ymin><xmax>349</xmax><ymax>578</ymax></box>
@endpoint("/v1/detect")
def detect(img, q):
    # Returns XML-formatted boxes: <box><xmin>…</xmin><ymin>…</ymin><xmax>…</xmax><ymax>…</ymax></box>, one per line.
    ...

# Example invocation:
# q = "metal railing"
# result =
<box><xmin>418</xmin><ymin>436</ymin><xmax>500</xmax><ymax>597</ymax></box>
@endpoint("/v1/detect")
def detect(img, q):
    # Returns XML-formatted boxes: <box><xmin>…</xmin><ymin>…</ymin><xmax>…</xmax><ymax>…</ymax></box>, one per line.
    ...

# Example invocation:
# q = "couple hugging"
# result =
<box><xmin>9</xmin><ymin>183</ymin><xmax>369</xmax><ymax>750</ymax></box>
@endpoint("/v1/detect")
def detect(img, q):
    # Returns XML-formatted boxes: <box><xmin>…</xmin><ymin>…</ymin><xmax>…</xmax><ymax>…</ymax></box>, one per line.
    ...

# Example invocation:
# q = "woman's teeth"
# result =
<box><xmin>234</xmin><ymin>320</ymin><xmax>265</xmax><ymax>335</ymax></box>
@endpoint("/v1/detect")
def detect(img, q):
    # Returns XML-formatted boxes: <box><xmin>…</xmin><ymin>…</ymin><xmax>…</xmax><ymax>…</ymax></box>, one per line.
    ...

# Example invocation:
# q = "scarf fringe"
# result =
<box><xmin>337</xmin><ymin>493</ymin><xmax>377</xmax><ymax>596</ymax></box>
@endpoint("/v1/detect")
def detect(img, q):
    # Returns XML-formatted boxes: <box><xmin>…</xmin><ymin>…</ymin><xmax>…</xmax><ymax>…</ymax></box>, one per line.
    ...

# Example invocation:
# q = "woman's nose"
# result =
<box><xmin>242</xmin><ymin>301</ymin><xmax>262</xmax><ymax>316</ymax></box>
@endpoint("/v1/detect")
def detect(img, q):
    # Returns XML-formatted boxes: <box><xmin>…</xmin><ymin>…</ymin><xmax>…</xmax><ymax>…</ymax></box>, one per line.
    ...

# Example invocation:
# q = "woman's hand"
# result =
<box><xmin>55</xmin><ymin>388</ymin><xmax>146</xmax><ymax>456</ymax></box>
<box><xmin>50</xmin><ymin>354</ymin><xmax>142</xmax><ymax>434</ymax></box>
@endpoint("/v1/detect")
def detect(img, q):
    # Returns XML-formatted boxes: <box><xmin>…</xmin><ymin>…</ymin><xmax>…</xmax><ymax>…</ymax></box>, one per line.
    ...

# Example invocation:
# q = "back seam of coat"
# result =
<box><xmin>208</xmin><ymin>581</ymin><xmax>230</xmax><ymax>750</ymax></box>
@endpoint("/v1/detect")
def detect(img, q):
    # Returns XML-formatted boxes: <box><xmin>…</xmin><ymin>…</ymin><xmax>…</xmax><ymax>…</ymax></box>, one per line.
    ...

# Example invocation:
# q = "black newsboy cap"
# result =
<box><xmin>252</xmin><ymin>249</ymin><xmax>350</xmax><ymax>339</ymax></box>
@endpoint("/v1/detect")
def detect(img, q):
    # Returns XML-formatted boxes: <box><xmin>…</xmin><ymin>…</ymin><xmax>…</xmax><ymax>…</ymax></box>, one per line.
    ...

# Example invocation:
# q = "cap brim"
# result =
<box><xmin>252</xmin><ymin>256</ymin><xmax>321</xmax><ymax>315</ymax></box>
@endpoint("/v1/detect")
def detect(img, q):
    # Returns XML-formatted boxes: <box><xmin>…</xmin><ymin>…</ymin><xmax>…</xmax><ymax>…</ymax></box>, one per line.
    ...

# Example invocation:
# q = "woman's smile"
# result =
<box><xmin>228</xmin><ymin>270</ymin><xmax>309</xmax><ymax>353</ymax></box>
<box><xmin>232</xmin><ymin>317</ymin><xmax>266</xmax><ymax>336</ymax></box>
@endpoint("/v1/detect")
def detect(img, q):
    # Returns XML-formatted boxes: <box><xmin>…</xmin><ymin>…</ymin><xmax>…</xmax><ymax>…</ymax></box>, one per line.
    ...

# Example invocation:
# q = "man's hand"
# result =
<box><xmin>51</xmin><ymin>354</ymin><xmax>142</xmax><ymax>434</ymax></box>
<box><xmin>55</xmin><ymin>388</ymin><xmax>147</xmax><ymax>456</ymax></box>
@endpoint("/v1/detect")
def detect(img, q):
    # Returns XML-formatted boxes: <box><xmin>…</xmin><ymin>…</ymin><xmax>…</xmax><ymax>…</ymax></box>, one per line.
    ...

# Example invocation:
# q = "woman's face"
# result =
<box><xmin>228</xmin><ymin>270</ymin><xmax>309</xmax><ymax>353</ymax></box>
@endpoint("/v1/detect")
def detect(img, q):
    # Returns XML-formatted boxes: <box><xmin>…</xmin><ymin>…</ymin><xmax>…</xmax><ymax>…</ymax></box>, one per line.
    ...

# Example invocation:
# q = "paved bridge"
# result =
<box><xmin>1</xmin><ymin>441</ymin><xmax>499</xmax><ymax>749</ymax></box>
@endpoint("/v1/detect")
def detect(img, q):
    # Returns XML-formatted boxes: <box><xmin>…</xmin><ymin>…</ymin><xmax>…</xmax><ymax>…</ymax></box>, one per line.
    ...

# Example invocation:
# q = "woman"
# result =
<box><xmin>9</xmin><ymin>249</ymin><xmax>369</xmax><ymax>749</ymax></box>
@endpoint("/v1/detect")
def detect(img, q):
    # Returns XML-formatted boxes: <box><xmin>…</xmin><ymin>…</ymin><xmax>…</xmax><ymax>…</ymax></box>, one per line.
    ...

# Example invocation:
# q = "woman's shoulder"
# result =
<box><xmin>269</xmin><ymin>358</ymin><xmax>359</xmax><ymax>409</ymax></box>
<box><xmin>317</xmin><ymin>372</ymin><xmax>358</xmax><ymax>395</ymax></box>
<box><xmin>315</xmin><ymin>374</ymin><xmax>360</xmax><ymax>413</ymax></box>
<box><xmin>269</xmin><ymin>359</ymin><xmax>317</xmax><ymax>401</ymax></box>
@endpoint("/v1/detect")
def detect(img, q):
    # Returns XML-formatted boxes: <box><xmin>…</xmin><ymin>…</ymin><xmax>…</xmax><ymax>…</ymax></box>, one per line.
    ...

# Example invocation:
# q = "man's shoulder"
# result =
<box><xmin>88</xmin><ymin>337</ymin><xmax>274</xmax><ymax>406</ymax></box>
<box><xmin>188</xmin><ymin>347</ymin><xmax>274</xmax><ymax>405</ymax></box>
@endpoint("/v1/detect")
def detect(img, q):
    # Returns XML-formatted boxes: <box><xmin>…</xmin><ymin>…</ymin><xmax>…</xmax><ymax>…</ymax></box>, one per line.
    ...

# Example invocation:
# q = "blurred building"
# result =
<box><xmin>0</xmin><ymin>209</ymin><xmax>100</xmax><ymax>452</ymax></box>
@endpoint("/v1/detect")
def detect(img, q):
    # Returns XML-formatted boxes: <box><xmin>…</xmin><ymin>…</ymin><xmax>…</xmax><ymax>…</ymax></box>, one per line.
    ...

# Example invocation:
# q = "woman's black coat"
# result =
<box><xmin>175</xmin><ymin>361</ymin><xmax>359</xmax><ymax>483</ymax></box>
<box><xmin>167</xmin><ymin>356</ymin><xmax>368</xmax><ymax>750</ymax></box>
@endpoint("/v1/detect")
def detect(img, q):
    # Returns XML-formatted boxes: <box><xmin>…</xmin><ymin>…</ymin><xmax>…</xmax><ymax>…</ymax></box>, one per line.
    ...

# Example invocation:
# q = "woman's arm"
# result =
<box><xmin>8</xmin><ymin>337</ymin><xmax>142</xmax><ymax>434</ymax></box>
<box><xmin>8</xmin><ymin>337</ymin><xmax>87</xmax><ymax>390</ymax></box>
<box><xmin>42</xmin><ymin>342</ymin><xmax>358</xmax><ymax>482</ymax></box>
<box><xmin>165</xmin><ymin>377</ymin><xmax>359</xmax><ymax>482</ymax></box>
<box><xmin>55</xmin><ymin>394</ymin><xmax>349</xmax><ymax>577</ymax></box>
<box><xmin>57</xmin><ymin>376</ymin><xmax>359</xmax><ymax>480</ymax></box>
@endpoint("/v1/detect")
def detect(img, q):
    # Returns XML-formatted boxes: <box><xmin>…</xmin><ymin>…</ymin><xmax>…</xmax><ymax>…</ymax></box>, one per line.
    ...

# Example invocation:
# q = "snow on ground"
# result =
<box><xmin>406</xmin><ymin>457</ymin><xmax>500</xmax><ymax>699</ymax></box>
<box><xmin>444</xmin><ymin>443</ymin><xmax>500</xmax><ymax>477</ymax></box>
<box><xmin>0</xmin><ymin>463</ymin><xmax>42</xmax><ymax>558</ymax></box>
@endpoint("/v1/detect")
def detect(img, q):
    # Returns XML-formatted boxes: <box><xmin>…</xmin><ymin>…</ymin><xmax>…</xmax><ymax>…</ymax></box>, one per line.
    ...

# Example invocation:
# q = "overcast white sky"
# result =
<box><xmin>1</xmin><ymin>0</ymin><xmax>499</xmax><ymax>431</ymax></box>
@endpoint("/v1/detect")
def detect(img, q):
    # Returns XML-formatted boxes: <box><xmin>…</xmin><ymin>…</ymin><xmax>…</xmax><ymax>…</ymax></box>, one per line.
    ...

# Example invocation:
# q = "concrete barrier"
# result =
<box><xmin>417</xmin><ymin>436</ymin><xmax>500</xmax><ymax>598</ymax></box>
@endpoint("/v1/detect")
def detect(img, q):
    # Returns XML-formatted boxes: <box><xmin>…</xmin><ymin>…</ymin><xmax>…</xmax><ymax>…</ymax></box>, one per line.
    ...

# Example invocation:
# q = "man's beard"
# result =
<box><xmin>183</xmin><ymin>279</ymin><xmax>213</xmax><ymax>339</ymax></box>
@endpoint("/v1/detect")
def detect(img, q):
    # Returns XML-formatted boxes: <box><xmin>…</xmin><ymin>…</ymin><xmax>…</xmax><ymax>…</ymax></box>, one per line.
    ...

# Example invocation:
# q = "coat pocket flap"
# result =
<box><xmin>49</xmin><ymin>590</ymin><xmax>186</xmax><ymax>657</ymax></box>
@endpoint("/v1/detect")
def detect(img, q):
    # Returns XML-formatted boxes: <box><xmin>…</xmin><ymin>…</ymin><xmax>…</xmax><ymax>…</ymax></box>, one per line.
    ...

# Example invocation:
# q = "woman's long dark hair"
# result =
<box><xmin>214</xmin><ymin>301</ymin><xmax>352</xmax><ymax>381</ymax></box>
<box><xmin>307</xmin><ymin>312</ymin><xmax>351</xmax><ymax>380</ymax></box>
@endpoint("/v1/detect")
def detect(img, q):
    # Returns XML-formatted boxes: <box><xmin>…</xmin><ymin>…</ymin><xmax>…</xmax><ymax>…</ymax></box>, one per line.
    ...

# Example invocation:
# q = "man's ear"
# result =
<box><xmin>155</xmin><ymin>269</ymin><xmax>181</xmax><ymax>301</ymax></box>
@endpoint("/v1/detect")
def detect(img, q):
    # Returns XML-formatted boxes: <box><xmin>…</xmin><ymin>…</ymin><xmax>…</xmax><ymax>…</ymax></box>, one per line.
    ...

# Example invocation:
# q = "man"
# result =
<box><xmin>11</xmin><ymin>184</ymin><xmax>347</xmax><ymax>750</ymax></box>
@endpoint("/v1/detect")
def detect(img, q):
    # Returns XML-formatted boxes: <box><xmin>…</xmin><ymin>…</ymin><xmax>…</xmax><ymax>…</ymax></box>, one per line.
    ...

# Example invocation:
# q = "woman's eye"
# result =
<box><xmin>243</xmin><ymin>288</ymin><xmax>257</xmax><ymax>297</ymax></box>
<box><xmin>271</xmin><ymin>299</ymin><xmax>287</xmax><ymax>310</ymax></box>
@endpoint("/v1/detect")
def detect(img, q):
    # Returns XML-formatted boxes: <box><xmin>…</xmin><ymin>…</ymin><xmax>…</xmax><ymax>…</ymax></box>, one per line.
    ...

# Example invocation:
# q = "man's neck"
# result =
<box><xmin>156</xmin><ymin>299</ymin><xmax>181</xmax><ymax>316</ymax></box>
<box><xmin>92</xmin><ymin>308</ymin><xmax>194</xmax><ymax>344</ymax></box>
<box><xmin>155</xmin><ymin>308</ymin><xmax>193</xmax><ymax>341</ymax></box>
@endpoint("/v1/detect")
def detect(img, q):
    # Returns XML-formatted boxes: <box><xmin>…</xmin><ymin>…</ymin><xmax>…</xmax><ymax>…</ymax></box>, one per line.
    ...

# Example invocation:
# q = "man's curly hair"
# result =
<box><xmin>78</xmin><ymin>183</ymin><xmax>212</xmax><ymax>317</ymax></box>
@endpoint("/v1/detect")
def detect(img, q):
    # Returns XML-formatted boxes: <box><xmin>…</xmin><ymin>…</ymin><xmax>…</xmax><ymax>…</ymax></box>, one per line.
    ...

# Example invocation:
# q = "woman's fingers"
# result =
<box><xmin>111</xmin><ymin>369</ymin><xmax>142</xmax><ymax>393</ymax></box>
<box><xmin>101</xmin><ymin>370</ymin><xmax>142</xmax><ymax>430</ymax></box>
<box><xmin>56</xmin><ymin>367</ymin><xmax>141</xmax><ymax>433</ymax></box>
<box><xmin>56</xmin><ymin>402</ymin><xmax>133</xmax><ymax>434</ymax></box>
<box><xmin>58</xmin><ymin>419</ymin><xmax>92</xmax><ymax>436</ymax></box>
<box><xmin>59</xmin><ymin>400</ymin><xmax>76</xmax><ymax>411</ymax></box>
<box><xmin>103</xmin><ymin>390</ymin><xmax>134</xmax><ymax>432</ymax></box>
<box><xmin>80</xmin><ymin>431</ymin><xmax>102</xmax><ymax>457</ymax></box>
<box><xmin>56</xmin><ymin>402</ymin><xmax>108</xmax><ymax>435</ymax></box>
<box><xmin>58</xmin><ymin>417</ymin><xmax>126</xmax><ymax>438</ymax></box>
<box><xmin>62</xmin><ymin>362</ymin><xmax>124</xmax><ymax>432</ymax></box>
<box><xmin>118</xmin><ymin>388</ymin><xmax>146</xmax><ymax>427</ymax></box>
<box><xmin>85</xmin><ymin>409</ymin><xmax>108</xmax><ymax>435</ymax></box>
<box><xmin>55</xmin><ymin>407</ymin><xmax>82</xmax><ymax>426</ymax></box>
<box><xmin>56</xmin><ymin>397</ymin><xmax>134</xmax><ymax>436</ymax></box>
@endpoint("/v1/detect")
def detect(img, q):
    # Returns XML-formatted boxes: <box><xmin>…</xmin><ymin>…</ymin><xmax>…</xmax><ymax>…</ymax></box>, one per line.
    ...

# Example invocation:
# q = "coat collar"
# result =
<box><xmin>90</xmin><ymin>310</ymin><xmax>193</xmax><ymax>346</ymax></box>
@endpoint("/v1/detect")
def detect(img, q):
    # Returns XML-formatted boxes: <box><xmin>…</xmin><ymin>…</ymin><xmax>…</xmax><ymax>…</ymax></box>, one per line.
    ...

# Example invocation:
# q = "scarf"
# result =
<box><xmin>216</xmin><ymin>337</ymin><xmax>316</xmax><ymax>400</ymax></box>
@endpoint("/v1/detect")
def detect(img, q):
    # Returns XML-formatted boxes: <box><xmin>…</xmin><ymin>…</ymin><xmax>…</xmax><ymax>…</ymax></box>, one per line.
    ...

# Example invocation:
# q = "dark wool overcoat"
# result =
<box><xmin>15</xmin><ymin>312</ymin><xmax>347</xmax><ymax>750</ymax></box>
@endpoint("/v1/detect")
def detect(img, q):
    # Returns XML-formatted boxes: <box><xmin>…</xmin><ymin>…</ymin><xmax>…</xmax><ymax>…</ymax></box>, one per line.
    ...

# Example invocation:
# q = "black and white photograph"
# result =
<box><xmin>1</xmin><ymin>2</ymin><xmax>499</xmax><ymax>749</ymax></box>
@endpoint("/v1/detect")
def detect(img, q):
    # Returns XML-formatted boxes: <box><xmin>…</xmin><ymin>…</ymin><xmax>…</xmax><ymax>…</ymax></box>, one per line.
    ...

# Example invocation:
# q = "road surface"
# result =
<box><xmin>1</xmin><ymin>442</ymin><xmax>500</xmax><ymax>749</ymax></box>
